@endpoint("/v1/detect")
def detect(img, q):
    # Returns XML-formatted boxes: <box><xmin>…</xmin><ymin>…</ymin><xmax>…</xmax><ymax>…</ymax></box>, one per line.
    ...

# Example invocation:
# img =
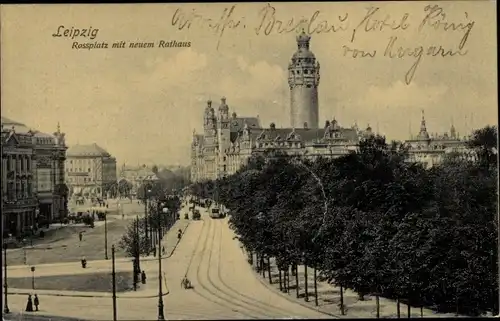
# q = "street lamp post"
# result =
<box><xmin>111</xmin><ymin>244</ymin><xmax>117</xmax><ymax>321</ymax></box>
<box><xmin>143</xmin><ymin>185</ymin><xmax>149</xmax><ymax>253</ymax></box>
<box><xmin>158</xmin><ymin>207</ymin><xmax>167</xmax><ymax>321</ymax></box>
<box><xmin>133</xmin><ymin>215</ymin><xmax>141</xmax><ymax>291</ymax></box>
<box><xmin>3</xmin><ymin>239</ymin><xmax>10</xmax><ymax>314</ymax></box>
<box><xmin>104</xmin><ymin>213</ymin><xmax>108</xmax><ymax>260</ymax></box>
<box><xmin>31</xmin><ymin>266</ymin><xmax>36</xmax><ymax>290</ymax></box>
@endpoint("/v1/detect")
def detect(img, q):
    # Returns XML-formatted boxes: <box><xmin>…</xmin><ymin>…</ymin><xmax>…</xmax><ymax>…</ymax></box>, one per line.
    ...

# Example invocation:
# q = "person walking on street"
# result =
<box><xmin>34</xmin><ymin>294</ymin><xmax>39</xmax><ymax>311</ymax></box>
<box><xmin>162</xmin><ymin>246</ymin><xmax>165</xmax><ymax>255</ymax></box>
<box><xmin>79</xmin><ymin>232</ymin><xmax>83</xmax><ymax>242</ymax></box>
<box><xmin>26</xmin><ymin>294</ymin><xmax>34</xmax><ymax>312</ymax></box>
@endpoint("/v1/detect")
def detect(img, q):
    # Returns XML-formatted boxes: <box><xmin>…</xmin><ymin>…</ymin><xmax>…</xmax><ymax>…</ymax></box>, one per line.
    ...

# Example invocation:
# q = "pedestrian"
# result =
<box><xmin>153</xmin><ymin>247</ymin><xmax>157</xmax><ymax>257</ymax></box>
<box><xmin>141</xmin><ymin>270</ymin><xmax>147</xmax><ymax>284</ymax></box>
<box><xmin>79</xmin><ymin>232</ymin><xmax>83</xmax><ymax>242</ymax></box>
<box><xmin>25</xmin><ymin>294</ymin><xmax>33</xmax><ymax>312</ymax></box>
<box><xmin>34</xmin><ymin>294</ymin><xmax>39</xmax><ymax>311</ymax></box>
<box><xmin>162</xmin><ymin>246</ymin><xmax>165</xmax><ymax>255</ymax></box>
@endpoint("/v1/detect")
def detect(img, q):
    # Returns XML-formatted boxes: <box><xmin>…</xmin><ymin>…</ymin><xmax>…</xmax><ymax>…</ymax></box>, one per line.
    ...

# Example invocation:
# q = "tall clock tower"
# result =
<box><xmin>288</xmin><ymin>30</ymin><xmax>320</xmax><ymax>129</ymax></box>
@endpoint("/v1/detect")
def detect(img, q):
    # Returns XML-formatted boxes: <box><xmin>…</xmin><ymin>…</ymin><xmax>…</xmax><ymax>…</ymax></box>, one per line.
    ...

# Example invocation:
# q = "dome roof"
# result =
<box><xmin>292</xmin><ymin>29</ymin><xmax>315</xmax><ymax>59</ymax></box>
<box><xmin>67</xmin><ymin>143</ymin><xmax>111</xmax><ymax>157</ymax></box>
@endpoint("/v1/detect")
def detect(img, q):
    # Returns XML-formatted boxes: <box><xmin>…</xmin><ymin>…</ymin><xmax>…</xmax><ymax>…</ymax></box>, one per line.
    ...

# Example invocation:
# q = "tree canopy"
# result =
<box><xmin>190</xmin><ymin>127</ymin><xmax>498</xmax><ymax>317</ymax></box>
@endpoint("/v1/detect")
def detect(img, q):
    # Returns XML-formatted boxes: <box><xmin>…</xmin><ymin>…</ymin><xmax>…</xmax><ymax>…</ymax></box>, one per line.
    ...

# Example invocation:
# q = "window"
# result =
<box><xmin>88</xmin><ymin>168</ymin><xmax>91</xmax><ymax>171</ymax></box>
<box><xmin>223</xmin><ymin>156</ymin><xmax>226</xmax><ymax>162</ymax></box>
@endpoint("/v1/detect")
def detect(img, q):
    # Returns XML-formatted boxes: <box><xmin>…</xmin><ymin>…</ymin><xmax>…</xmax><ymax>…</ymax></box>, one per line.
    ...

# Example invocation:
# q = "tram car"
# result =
<box><xmin>209</xmin><ymin>208</ymin><xmax>224</xmax><ymax>219</ymax></box>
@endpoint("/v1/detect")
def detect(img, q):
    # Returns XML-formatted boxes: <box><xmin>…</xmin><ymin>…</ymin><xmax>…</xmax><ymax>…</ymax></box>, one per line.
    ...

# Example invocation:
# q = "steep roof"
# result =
<box><xmin>253</xmin><ymin>127</ymin><xmax>359</xmax><ymax>143</ymax></box>
<box><xmin>229</xmin><ymin>117</ymin><xmax>261</xmax><ymax>133</ymax></box>
<box><xmin>1</xmin><ymin>117</ymin><xmax>56</xmax><ymax>141</ymax></box>
<box><xmin>230</xmin><ymin>128</ymin><xmax>262</xmax><ymax>143</ymax></box>
<box><xmin>67</xmin><ymin>143</ymin><xmax>111</xmax><ymax>157</ymax></box>
<box><xmin>1</xmin><ymin>117</ymin><xmax>32</xmax><ymax>134</ymax></box>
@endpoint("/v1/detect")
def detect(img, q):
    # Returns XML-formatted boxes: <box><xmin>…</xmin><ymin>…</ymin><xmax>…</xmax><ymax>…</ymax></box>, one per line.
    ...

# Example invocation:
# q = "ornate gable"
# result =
<box><xmin>5</xmin><ymin>128</ymin><xmax>20</xmax><ymax>146</ymax></box>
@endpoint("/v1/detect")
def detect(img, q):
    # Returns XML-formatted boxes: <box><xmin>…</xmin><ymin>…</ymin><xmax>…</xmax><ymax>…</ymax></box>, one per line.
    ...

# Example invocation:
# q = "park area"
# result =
<box><xmin>6</xmin><ymin>219</ymin><xmax>131</xmax><ymax>266</ymax></box>
<box><xmin>7</xmin><ymin>271</ymin><xmax>134</xmax><ymax>293</ymax></box>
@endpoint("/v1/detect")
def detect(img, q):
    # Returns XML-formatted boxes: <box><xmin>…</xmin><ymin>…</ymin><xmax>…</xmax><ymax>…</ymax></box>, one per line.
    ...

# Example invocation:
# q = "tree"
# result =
<box><xmin>119</xmin><ymin>218</ymin><xmax>149</xmax><ymax>257</ymax></box>
<box><xmin>118</xmin><ymin>179</ymin><xmax>133</xmax><ymax>198</ymax></box>
<box><xmin>467</xmin><ymin>125</ymin><xmax>497</xmax><ymax>169</ymax></box>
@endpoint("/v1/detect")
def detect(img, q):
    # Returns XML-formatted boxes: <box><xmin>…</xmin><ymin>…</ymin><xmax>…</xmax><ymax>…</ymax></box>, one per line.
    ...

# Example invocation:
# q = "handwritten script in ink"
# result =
<box><xmin>170</xmin><ymin>4</ymin><xmax>475</xmax><ymax>84</ymax></box>
<box><xmin>343</xmin><ymin>5</ymin><xmax>474</xmax><ymax>84</ymax></box>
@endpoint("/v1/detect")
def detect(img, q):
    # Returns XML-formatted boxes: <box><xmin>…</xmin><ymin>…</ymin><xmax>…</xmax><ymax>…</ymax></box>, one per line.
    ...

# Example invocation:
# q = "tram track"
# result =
<box><xmin>215</xmin><ymin>219</ymin><xmax>301</xmax><ymax>318</ymax></box>
<box><xmin>184</xmin><ymin>213</ymin><xmax>255</xmax><ymax>318</ymax></box>
<box><xmin>203</xmin><ymin>218</ymin><xmax>273</xmax><ymax>318</ymax></box>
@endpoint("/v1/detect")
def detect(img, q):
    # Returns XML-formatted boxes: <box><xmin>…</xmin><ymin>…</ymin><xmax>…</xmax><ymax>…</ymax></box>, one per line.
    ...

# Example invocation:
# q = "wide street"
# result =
<box><xmin>3</xmin><ymin>204</ymin><xmax>330</xmax><ymax>320</ymax></box>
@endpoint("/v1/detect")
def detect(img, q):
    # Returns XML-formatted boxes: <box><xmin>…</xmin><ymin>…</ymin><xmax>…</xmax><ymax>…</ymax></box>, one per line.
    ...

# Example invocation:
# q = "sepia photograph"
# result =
<box><xmin>0</xmin><ymin>1</ymin><xmax>497</xmax><ymax>320</ymax></box>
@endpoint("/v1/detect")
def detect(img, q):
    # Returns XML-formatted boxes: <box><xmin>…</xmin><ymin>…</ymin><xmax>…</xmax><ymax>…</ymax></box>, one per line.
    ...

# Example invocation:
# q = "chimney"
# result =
<box><xmin>270</xmin><ymin>122</ymin><xmax>276</xmax><ymax>130</ymax></box>
<box><xmin>303</xmin><ymin>122</ymin><xmax>308</xmax><ymax>129</ymax></box>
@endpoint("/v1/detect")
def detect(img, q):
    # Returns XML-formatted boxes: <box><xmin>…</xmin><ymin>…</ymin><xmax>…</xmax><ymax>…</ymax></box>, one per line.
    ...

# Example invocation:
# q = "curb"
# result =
<box><xmin>8</xmin><ymin>289</ymin><xmax>170</xmax><ymax>299</ymax></box>
<box><xmin>241</xmin><ymin>245</ymin><xmax>341</xmax><ymax>319</ymax></box>
<box><xmin>7</xmin><ymin>220</ymin><xmax>191</xmax><ymax>269</ymax></box>
<box><xmin>6</xmin><ymin>221</ymin><xmax>191</xmax><ymax>299</ymax></box>
<box><xmin>140</xmin><ymin>220</ymin><xmax>191</xmax><ymax>261</ymax></box>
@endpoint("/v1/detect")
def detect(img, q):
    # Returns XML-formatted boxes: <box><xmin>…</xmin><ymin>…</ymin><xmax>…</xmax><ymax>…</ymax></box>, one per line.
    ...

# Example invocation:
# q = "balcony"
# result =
<box><xmin>3</xmin><ymin>197</ymin><xmax>38</xmax><ymax>208</ymax></box>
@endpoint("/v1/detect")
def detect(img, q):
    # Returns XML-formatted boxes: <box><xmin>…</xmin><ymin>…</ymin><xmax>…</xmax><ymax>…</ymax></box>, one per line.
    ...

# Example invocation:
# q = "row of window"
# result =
<box><xmin>66</xmin><ymin>168</ymin><xmax>91</xmax><ymax>172</ymax></box>
<box><xmin>6</xmin><ymin>181</ymin><xmax>33</xmax><ymax>200</ymax></box>
<box><xmin>290</xmin><ymin>69</ymin><xmax>317</xmax><ymax>75</ymax></box>
<box><xmin>6</xmin><ymin>156</ymin><xmax>32</xmax><ymax>172</ymax></box>
<box><xmin>66</xmin><ymin>176</ymin><xmax>94</xmax><ymax>183</ymax></box>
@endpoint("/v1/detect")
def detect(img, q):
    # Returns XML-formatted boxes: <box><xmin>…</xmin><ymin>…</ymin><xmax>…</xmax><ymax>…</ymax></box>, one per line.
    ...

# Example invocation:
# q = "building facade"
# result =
<box><xmin>190</xmin><ymin>32</ymin><xmax>473</xmax><ymax>183</ymax></box>
<box><xmin>65</xmin><ymin>144</ymin><xmax>117</xmax><ymax>199</ymax></box>
<box><xmin>1</xmin><ymin>123</ymin><xmax>38</xmax><ymax>236</ymax></box>
<box><xmin>32</xmin><ymin>124</ymin><xmax>69</xmax><ymax>223</ymax></box>
<box><xmin>1</xmin><ymin>117</ymin><xmax>69</xmax><ymax>235</ymax></box>
<box><xmin>190</xmin><ymin>31</ymin><xmax>369</xmax><ymax>182</ymax></box>
<box><xmin>404</xmin><ymin>111</ymin><xmax>473</xmax><ymax>168</ymax></box>
<box><xmin>118</xmin><ymin>164</ymin><xmax>159</xmax><ymax>196</ymax></box>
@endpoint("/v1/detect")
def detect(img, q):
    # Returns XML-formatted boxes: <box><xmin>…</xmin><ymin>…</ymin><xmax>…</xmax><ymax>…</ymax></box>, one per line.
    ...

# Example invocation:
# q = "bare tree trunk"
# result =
<box><xmin>304</xmin><ymin>264</ymin><xmax>309</xmax><ymax>302</ymax></box>
<box><xmin>278</xmin><ymin>269</ymin><xmax>283</xmax><ymax>292</ymax></box>
<box><xmin>267</xmin><ymin>257</ymin><xmax>272</xmax><ymax>284</ymax></box>
<box><xmin>397</xmin><ymin>297</ymin><xmax>401</xmax><ymax>318</ymax></box>
<box><xmin>407</xmin><ymin>300</ymin><xmax>411</xmax><ymax>318</ymax></box>
<box><xmin>286</xmin><ymin>267</ymin><xmax>290</xmax><ymax>294</ymax></box>
<box><xmin>376</xmin><ymin>295</ymin><xmax>380</xmax><ymax>318</ymax></box>
<box><xmin>261</xmin><ymin>255</ymin><xmax>265</xmax><ymax>278</ymax></box>
<box><xmin>295</xmin><ymin>264</ymin><xmax>299</xmax><ymax>298</ymax></box>
<box><xmin>420</xmin><ymin>306</ymin><xmax>423</xmax><ymax>318</ymax></box>
<box><xmin>314</xmin><ymin>267</ymin><xmax>318</xmax><ymax>306</ymax></box>
<box><xmin>340</xmin><ymin>285</ymin><xmax>345</xmax><ymax>315</ymax></box>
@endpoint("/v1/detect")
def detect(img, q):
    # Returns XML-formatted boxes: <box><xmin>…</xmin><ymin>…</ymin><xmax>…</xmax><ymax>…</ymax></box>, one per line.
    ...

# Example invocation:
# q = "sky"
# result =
<box><xmin>1</xmin><ymin>2</ymin><xmax>497</xmax><ymax>166</ymax></box>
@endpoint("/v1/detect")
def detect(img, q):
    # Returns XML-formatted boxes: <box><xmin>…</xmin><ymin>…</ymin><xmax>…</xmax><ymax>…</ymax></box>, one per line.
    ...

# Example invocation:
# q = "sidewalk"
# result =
<box><xmin>6</xmin><ymin>218</ymin><xmax>190</xmax><ymax>298</ymax></box>
<box><xmin>238</xmin><ymin>244</ymin><xmax>460</xmax><ymax>319</ymax></box>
